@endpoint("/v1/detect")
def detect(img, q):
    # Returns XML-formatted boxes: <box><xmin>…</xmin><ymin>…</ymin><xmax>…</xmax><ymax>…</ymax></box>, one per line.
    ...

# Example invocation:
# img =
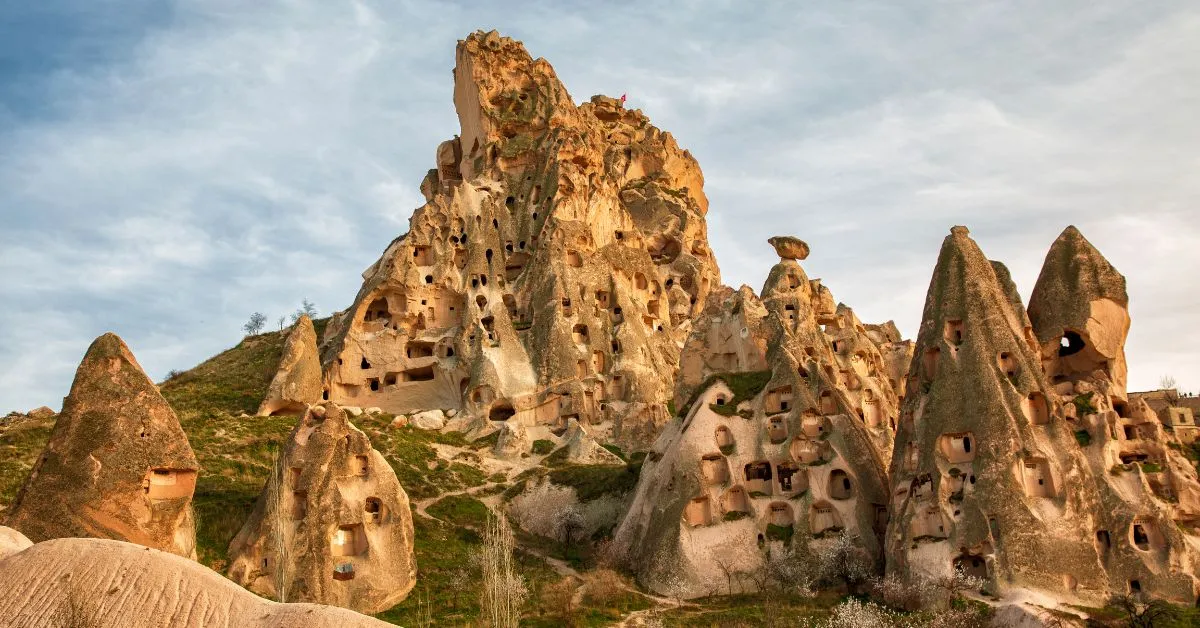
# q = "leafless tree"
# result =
<box><xmin>1110</xmin><ymin>594</ymin><xmax>1178</xmax><ymax>628</ymax></box>
<box><xmin>554</xmin><ymin>505</ymin><xmax>585</xmax><ymax>555</ymax></box>
<box><xmin>1160</xmin><ymin>375</ymin><xmax>1177</xmax><ymax>391</ymax></box>
<box><xmin>266</xmin><ymin>449</ymin><xmax>292</xmax><ymax>602</ymax></box>
<box><xmin>478</xmin><ymin>514</ymin><xmax>527</xmax><ymax>628</ymax></box>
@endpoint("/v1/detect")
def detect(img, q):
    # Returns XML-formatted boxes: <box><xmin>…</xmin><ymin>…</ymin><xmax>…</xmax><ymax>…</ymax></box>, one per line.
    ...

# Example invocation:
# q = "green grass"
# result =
<box><xmin>548</xmin><ymin>463</ymin><xmax>641</xmax><ymax>502</ymax></box>
<box><xmin>1141</xmin><ymin>462</ymin><xmax>1163</xmax><ymax>473</ymax></box>
<box><xmin>1072</xmin><ymin>391</ymin><xmax>1098</xmax><ymax>417</ymax></box>
<box><xmin>657</xmin><ymin>592</ymin><xmax>841</xmax><ymax>627</ymax></box>
<box><xmin>0</xmin><ymin>415</ymin><xmax>55</xmax><ymax>517</ymax></box>
<box><xmin>676</xmin><ymin>370</ymin><xmax>773</xmax><ymax>418</ymax></box>
<box><xmin>723</xmin><ymin>511</ymin><xmax>749</xmax><ymax>522</ymax></box>
<box><xmin>427</xmin><ymin>495</ymin><xmax>490</xmax><ymax>528</ymax></box>
<box><xmin>160</xmin><ymin>321</ymin><xmax>327</xmax><ymax>416</ymax></box>
<box><xmin>532</xmin><ymin>439</ymin><xmax>556</xmax><ymax>455</ymax></box>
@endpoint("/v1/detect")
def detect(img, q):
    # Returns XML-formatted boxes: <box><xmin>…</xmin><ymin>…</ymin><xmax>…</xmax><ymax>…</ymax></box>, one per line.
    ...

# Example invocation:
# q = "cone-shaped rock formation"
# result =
<box><xmin>885</xmin><ymin>226</ymin><xmax>1113</xmax><ymax>600</ymax></box>
<box><xmin>319</xmin><ymin>30</ymin><xmax>720</xmax><ymax>450</ymax></box>
<box><xmin>615</xmin><ymin>246</ymin><xmax>905</xmax><ymax>598</ymax></box>
<box><xmin>1028</xmin><ymin>226</ymin><xmax>1200</xmax><ymax>602</ymax></box>
<box><xmin>227</xmin><ymin>402</ymin><xmax>415</xmax><ymax>614</ymax></box>
<box><xmin>258</xmin><ymin>315</ymin><xmax>323</xmax><ymax>416</ymax></box>
<box><xmin>6</xmin><ymin>333</ymin><xmax>199</xmax><ymax>557</ymax></box>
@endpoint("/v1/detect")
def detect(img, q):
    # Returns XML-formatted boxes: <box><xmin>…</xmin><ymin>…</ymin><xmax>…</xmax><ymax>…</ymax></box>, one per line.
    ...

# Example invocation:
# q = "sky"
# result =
<box><xmin>1</xmin><ymin>0</ymin><xmax>1198</xmax><ymax>411</ymax></box>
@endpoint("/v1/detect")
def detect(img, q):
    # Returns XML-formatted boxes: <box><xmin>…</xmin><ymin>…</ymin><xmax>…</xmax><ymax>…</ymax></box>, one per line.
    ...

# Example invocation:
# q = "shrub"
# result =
<box><xmin>540</xmin><ymin>576</ymin><xmax>578</xmax><ymax>625</ymax></box>
<box><xmin>1075</xmin><ymin>429</ymin><xmax>1092</xmax><ymax>447</ymax></box>
<box><xmin>531</xmin><ymin>439</ymin><xmax>555</xmax><ymax>455</ymax></box>
<box><xmin>580</xmin><ymin>568</ymin><xmax>628</xmax><ymax>607</ymax></box>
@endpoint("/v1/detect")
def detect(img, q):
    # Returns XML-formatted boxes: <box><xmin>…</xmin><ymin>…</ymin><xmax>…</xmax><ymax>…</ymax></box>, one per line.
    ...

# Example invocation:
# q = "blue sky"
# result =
<box><xmin>2</xmin><ymin>0</ymin><xmax>1198</xmax><ymax>411</ymax></box>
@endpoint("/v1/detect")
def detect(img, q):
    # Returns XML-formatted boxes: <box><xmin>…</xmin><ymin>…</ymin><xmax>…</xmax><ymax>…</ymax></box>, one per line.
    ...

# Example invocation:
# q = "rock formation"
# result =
<box><xmin>257</xmin><ymin>315</ymin><xmax>323</xmax><ymax>416</ymax></box>
<box><xmin>884</xmin><ymin>226</ymin><xmax>1109</xmax><ymax>600</ymax></box>
<box><xmin>0</xmin><ymin>526</ymin><xmax>31</xmax><ymax>561</ymax></box>
<box><xmin>0</xmin><ymin>533</ymin><xmax>394</xmax><ymax>628</ymax></box>
<box><xmin>767</xmin><ymin>235</ymin><xmax>810</xmax><ymax>260</ymax></box>
<box><xmin>1027</xmin><ymin>226</ymin><xmax>1200</xmax><ymax>602</ymax></box>
<box><xmin>318</xmin><ymin>30</ymin><xmax>720</xmax><ymax>450</ymax></box>
<box><xmin>6</xmin><ymin>333</ymin><xmax>199</xmax><ymax>557</ymax></box>
<box><xmin>227</xmin><ymin>402</ymin><xmax>416</xmax><ymax>614</ymax></box>
<box><xmin>884</xmin><ymin>225</ymin><xmax>1200</xmax><ymax>605</ymax></box>
<box><xmin>615</xmin><ymin>242</ymin><xmax>906</xmax><ymax>598</ymax></box>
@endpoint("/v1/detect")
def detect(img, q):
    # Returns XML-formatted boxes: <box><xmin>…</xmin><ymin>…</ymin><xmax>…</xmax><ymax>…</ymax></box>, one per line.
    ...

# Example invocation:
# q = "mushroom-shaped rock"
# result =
<box><xmin>0</xmin><ymin>536</ymin><xmax>395</xmax><ymax>627</ymax></box>
<box><xmin>227</xmin><ymin>403</ymin><xmax>416</xmax><ymax>614</ymax></box>
<box><xmin>767</xmin><ymin>236</ymin><xmax>810</xmax><ymax>260</ymax></box>
<box><xmin>7</xmin><ymin>333</ymin><xmax>199</xmax><ymax>557</ymax></box>
<box><xmin>257</xmin><ymin>315</ymin><xmax>323</xmax><ymax>416</ymax></box>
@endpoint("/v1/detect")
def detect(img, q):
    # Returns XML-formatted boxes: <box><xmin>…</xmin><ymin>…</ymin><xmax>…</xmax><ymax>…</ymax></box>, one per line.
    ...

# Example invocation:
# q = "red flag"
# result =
<box><xmin>620</xmin><ymin>93</ymin><xmax>627</xmax><ymax>104</ymax></box>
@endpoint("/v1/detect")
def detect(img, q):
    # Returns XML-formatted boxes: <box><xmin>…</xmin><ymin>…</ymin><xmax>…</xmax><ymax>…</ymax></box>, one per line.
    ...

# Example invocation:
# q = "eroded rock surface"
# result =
<box><xmin>0</xmin><ymin>535</ymin><xmax>393</xmax><ymax>628</ymax></box>
<box><xmin>319</xmin><ymin>30</ymin><xmax>720</xmax><ymax>451</ymax></box>
<box><xmin>227</xmin><ymin>402</ymin><xmax>416</xmax><ymax>614</ymax></box>
<box><xmin>6</xmin><ymin>333</ymin><xmax>199</xmax><ymax>557</ymax></box>
<box><xmin>257</xmin><ymin>315</ymin><xmax>323</xmax><ymax>416</ymax></box>
<box><xmin>615</xmin><ymin>247</ymin><xmax>908</xmax><ymax>598</ymax></box>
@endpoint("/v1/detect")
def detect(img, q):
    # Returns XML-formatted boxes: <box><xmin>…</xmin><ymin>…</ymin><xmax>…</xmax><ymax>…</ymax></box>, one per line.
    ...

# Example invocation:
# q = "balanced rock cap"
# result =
<box><xmin>767</xmin><ymin>236</ymin><xmax>810</xmax><ymax>260</ymax></box>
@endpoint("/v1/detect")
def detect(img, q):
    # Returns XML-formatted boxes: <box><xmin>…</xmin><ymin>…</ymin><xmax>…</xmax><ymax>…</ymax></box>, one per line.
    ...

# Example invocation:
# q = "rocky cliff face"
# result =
<box><xmin>614</xmin><ymin>240</ymin><xmax>906</xmax><ymax>598</ymax></box>
<box><xmin>6</xmin><ymin>333</ymin><xmax>199</xmax><ymax>558</ymax></box>
<box><xmin>319</xmin><ymin>30</ymin><xmax>720</xmax><ymax>449</ymax></box>
<box><xmin>227</xmin><ymin>403</ymin><xmax>416</xmax><ymax>614</ymax></box>
<box><xmin>1027</xmin><ymin>226</ymin><xmax>1200</xmax><ymax>603</ymax></box>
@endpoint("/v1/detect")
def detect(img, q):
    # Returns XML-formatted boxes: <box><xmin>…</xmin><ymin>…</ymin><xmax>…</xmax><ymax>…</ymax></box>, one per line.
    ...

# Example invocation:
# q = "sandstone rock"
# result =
<box><xmin>1029</xmin><ymin>227</ymin><xmax>1200</xmax><ymax>603</ymax></box>
<box><xmin>562</xmin><ymin>418</ymin><xmax>624</xmax><ymax>465</ymax></box>
<box><xmin>410</xmin><ymin>409</ymin><xmax>446</xmax><ymax>430</ymax></box>
<box><xmin>227</xmin><ymin>403</ymin><xmax>415</xmax><ymax>614</ymax></box>
<box><xmin>26</xmin><ymin>406</ymin><xmax>55</xmax><ymax>420</ymax></box>
<box><xmin>343</xmin><ymin>406</ymin><xmax>363</xmax><ymax>417</ymax></box>
<box><xmin>257</xmin><ymin>315</ymin><xmax>323</xmax><ymax>416</ymax></box>
<box><xmin>0</xmin><ymin>536</ymin><xmax>395</xmax><ymax>627</ymax></box>
<box><xmin>616</xmin><ymin>253</ymin><xmax>905</xmax><ymax>598</ymax></box>
<box><xmin>445</xmin><ymin>408</ymin><xmax>458</xmax><ymax>418</ymax></box>
<box><xmin>0</xmin><ymin>526</ymin><xmax>31</xmax><ymax>560</ymax></box>
<box><xmin>767</xmin><ymin>235</ymin><xmax>809</xmax><ymax>260</ymax></box>
<box><xmin>318</xmin><ymin>30</ymin><xmax>721</xmax><ymax>451</ymax></box>
<box><xmin>390</xmin><ymin>415</ymin><xmax>409</xmax><ymax>428</ymax></box>
<box><xmin>7</xmin><ymin>333</ymin><xmax>199</xmax><ymax>557</ymax></box>
<box><xmin>364</xmin><ymin>407</ymin><xmax>383</xmax><ymax>415</ymax></box>
<box><xmin>493</xmin><ymin>420</ymin><xmax>530</xmax><ymax>459</ymax></box>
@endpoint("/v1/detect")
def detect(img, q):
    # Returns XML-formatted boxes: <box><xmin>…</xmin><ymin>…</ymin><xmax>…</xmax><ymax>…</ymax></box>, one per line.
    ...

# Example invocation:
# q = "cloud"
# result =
<box><xmin>1</xmin><ymin>0</ymin><xmax>1198</xmax><ymax>411</ymax></box>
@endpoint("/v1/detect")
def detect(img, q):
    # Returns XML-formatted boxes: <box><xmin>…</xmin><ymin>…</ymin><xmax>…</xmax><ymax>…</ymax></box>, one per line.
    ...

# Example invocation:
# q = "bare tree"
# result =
<box><xmin>291</xmin><ymin>298</ymin><xmax>318</xmax><ymax>324</ymax></box>
<box><xmin>1160</xmin><ymin>375</ymin><xmax>1177</xmax><ymax>391</ymax></box>
<box><xmin>478</xmin><ymin>514</ymin><xmax>527</xmax><ymax>628</ymax></box>
<box><xmin>266</xmin><ymin>449</ymin><xmax>292</xmax><ymax>602</ymax></box>
<box><xmin>277</xmin><ymin>315</ymin><xmax>287</xmax><ymax>332</ymax></box>
<box><xmin>554</xmin><ymin>505</ymin><xmax>585</xmax><ymax>556</ymax></box>
<box><xmin>1110</xmin><ymin>594</ymin><xmax>1178</xmax><ymax>628</ymax></box>
<box><xmin>243</xmin><ymin>312</ymin><xmax>267</xmax><ymax>336</ymax></box>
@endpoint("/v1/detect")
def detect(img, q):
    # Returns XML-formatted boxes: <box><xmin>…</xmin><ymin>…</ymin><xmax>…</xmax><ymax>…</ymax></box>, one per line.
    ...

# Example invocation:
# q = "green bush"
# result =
<box><xmin>532</xmin><ymin>439</ymin><xmax>556</xmax><ymax>455</ymax></box>
<box><xmin>1075</xmin><ymin>429</ymin><xmax>1092</xmax><ymax>447</ymax></box>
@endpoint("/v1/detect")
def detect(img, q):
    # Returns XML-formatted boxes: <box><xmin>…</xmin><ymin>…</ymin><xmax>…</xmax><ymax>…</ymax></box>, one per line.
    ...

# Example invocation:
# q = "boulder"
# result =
<box><xmin>767</xmin><ymin>235</ymin><xmax>810</xmax><ymax>260</ymax></box>
<box><xmin>0</xmin><ymin>526</ymin><xmax>32</xmax><ymax>561</ymax></box>
<box><xmin>26</xmin><ymin>406</ymin><xmax>55</xmax><ymax>420</ymax></box>
<box><xmin>409</xmin><ymin>409</ymin><xmax>446</xmax><ymax>430</ymax></box>
<box><xmin>7</xmin><ymin>333</ymin><xmax>199</xmax><ymax>558</ymax></box>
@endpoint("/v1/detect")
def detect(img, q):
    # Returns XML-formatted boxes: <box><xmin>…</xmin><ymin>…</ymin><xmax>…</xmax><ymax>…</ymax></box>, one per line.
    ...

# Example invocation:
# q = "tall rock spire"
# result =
<box><xmin>1028</xmin><ymin>226</ymin><xmax>1200</xmax><ymax>603</ymax></box>
<box><xmin>319</xmin><ymin>30</ymin><xmax>720</xmax><ymax>449</ymax></box>
<box><xmin>615</xmin><ymin>238</ymin><xmax>905</xmax><ymax>598</ymax></box>
<box><xmin>7</xmin><ymin>333</ymin><xmax>199</xmax><ymax>557</ymax></box>
<box><xmin>1028</xmin><ymin>225</ymin><xmax>1131</xmax><ymax>400</ymax></box>
<box><xmin>884</xmin><ymin>227</ymin><xmax>1108</xmax><ymax>600</ymax></box>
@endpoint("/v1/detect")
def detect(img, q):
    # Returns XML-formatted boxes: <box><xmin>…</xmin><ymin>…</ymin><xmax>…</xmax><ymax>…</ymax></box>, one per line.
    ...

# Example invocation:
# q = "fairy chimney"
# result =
<box><xmin>318</xmin><ymin>30</ymin><xmax>721</xmax><ymax>451</ymax></box>
<box><xmin>615</xmin><ymin>245</ymin><xmax>903</xmax><ymax>598</ymax></box>
<box><xmin>257</xmin><ymin>315</ymin><xmax>323</xmax><ymax>416</ymax></box>
<box><xmin>1028</xmin><ymin>227</ymin><xmax>1200</xmax><ymax>603</ymax></box>
<box><xmin>227</xmin><ymin>403</ymin><xmax>416</xmax><ymax>614</ymax></box>
<box><xmin>6</xmin><ymin>333</ymin><xmax>199</xmax><ymax>557</ymax></box>
<box><xmin>884</xmin><ymin>227</ymin><xmax>1109</xmax><ymax>600</ymax></box>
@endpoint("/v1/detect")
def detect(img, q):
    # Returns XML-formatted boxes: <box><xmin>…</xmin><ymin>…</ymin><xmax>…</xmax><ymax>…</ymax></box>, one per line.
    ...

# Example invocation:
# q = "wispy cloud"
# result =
<box><xmin>1</xmin><ymin>0</ymin><xmax>1198</xmax><ymax>411</ymax></box>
